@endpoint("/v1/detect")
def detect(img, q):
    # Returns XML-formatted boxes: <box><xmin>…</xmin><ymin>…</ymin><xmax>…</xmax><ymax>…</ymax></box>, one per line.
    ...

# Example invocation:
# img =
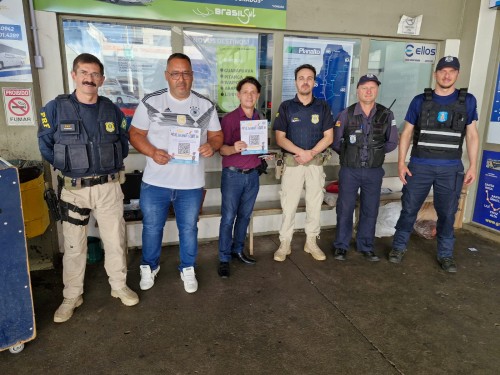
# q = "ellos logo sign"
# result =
<box><xmin>404</xmin><ymin>43</ymin><xmax>437</xmax><ymax>63</ymax></box>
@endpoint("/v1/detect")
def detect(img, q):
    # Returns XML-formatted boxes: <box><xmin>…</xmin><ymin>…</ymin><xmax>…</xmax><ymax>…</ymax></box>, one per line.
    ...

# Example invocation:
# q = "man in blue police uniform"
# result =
<box><xmin>273</xmin><ymin>64</ymin><xmax>334</xmax><ymax>262</ymax></box>
<box><xmin>38</xmin><ymin>53</ymin><xmax>139</xmax><ymax>323</ymax></box>
<box><xmin>332</xmin><ymin>74</ymin><xmax>399</xmax><ymax>262</ymax></box>
<box><xmin>390</xmin><ymin>56</ymin><xmax>479</xmax><ymax>273</ymax></box>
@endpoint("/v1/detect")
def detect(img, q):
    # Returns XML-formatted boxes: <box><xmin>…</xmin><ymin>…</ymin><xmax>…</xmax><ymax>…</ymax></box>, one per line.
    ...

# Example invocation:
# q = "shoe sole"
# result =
<box><xmin>388</xmin><ymin>257</ymin><xmax>402</xmax><ymax>263</ymax></box>
<box><xmin>440</xmin><ymin>265</ymin><xmax>457</xmax><ymax>273</ymax></box>
<box><xmin>111</xmin><ymin>291</ymin><xmax>139</xmax><ymax>306</ymax></box>
<box><xmin>334</xmin><ymin>256</ymin><xmax>346</xmax><ymax>261</ymax></box>
<box><xmin>273</xmin><ymin>249</ymin><xmax>290</xmax><ymax>262</ymax></box>
<box><xmin>53</xmin><ymin>296</ymin><xmax>83</xmax><ymax>323</ymax></box>
<box><xmin>304</xmin><ymin>247</ymin><xmax>326</xmax><ymax>261</ymax></box>
<box><xmin>139</xmin><ymin>282</ymin><xmax>154</xmax><ymax>291</ymax></box>
<box><xmin>442</xmin><ymin>268</ymin><xmax>457</xmax><ymax>273</ymax></box>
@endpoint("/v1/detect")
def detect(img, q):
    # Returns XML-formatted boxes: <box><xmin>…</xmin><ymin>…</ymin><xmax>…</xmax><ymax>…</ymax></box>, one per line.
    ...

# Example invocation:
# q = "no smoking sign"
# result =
<box><xmin>2</xmin><ymin>88</ymin><xmax>35</xmax><ymax>126</ymax></box>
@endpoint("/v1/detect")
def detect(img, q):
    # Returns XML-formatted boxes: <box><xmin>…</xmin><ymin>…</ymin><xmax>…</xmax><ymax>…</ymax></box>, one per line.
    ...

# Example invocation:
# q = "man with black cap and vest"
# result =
<box><xmin>389</xmin><ymin>56</ymin><xmax>479</xmax><ymax>273</ymax></box>
<box><xmin>332</xmin><ymin>74</ymin><xmax>398</xmax><ymax>262</ymax></box>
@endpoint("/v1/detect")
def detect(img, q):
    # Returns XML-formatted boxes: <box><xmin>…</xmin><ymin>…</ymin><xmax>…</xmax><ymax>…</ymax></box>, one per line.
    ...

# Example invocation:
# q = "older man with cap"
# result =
<box><xmin>389</xmin><ymin>56</ymin><xmax>479</xmax><ymax>273</ymax></box>
<box><xmin>332</xmin><ymin>74</ymin><xmax>399</xmax><ymax>262</ymax></box>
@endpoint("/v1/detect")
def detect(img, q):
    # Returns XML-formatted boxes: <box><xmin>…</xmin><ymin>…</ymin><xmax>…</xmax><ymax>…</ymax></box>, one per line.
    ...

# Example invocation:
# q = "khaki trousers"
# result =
<box><xmin>60</xmin><ymin>181</ymin><xmax>127</xmax><ymax>298</ymax></box>
<box><xmin>279</xmin><ymin>164</ymin><xmax>325</xmax><ymax>242</ymax></box>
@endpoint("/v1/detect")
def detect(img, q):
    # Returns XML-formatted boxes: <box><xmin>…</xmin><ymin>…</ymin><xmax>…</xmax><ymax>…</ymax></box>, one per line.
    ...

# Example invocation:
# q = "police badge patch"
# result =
<box><xmin>311</xmin><ymin>114</ymin><xmax>319</xmax><ymax>124</ymax></box>
<box><xmin>177</xmin><ymin>115</ymin><xmax>187</xmax><ymax>125</ymax></box>
<box><xmin>349</xmin><ymin>135</ymin><xmax>356</xmax><ymax>144</ymax></box>
<box><xmin>437</xmin><ymin>111</ymin><xmax>448</xmax><ymax>122</ymax></box>
<box><xmin>105</xmin><ymin>122</ymin><xmax>115</xmax><ymax>132</ymax></box>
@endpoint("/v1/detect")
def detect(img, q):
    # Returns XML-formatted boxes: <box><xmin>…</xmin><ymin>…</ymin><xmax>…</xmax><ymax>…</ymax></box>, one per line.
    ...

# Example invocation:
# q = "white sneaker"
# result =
<box><xmin>180</xmin><ymin>266</ymin><xmax>198</xmax><ymax>293</ymax></box>
<box><xmin>140</xmin><ymin>265</ymin><xmax>160</xmax><ymax>290</ymax></box>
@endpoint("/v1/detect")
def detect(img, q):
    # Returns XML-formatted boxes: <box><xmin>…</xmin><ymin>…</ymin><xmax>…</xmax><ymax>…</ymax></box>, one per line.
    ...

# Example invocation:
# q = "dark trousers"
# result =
<box><xmin>392</xmin><ymin>162</ymin><xmax>464</xmax><ymax>258</ymax></box>
<box><xmin>334</xmin><ymin>166</ymin><xmax>385</xmax><ymax>252</ymax></box>
<box><xmin>218</xmin><ymin>168</ymin><xmax>260</xmax><ymax>262</ymax></box>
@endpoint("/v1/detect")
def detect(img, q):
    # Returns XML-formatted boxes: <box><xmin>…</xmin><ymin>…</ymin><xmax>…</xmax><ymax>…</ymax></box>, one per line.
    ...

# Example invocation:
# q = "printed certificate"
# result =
<box><xmin>240</xmin><ymin>119</ymin><xmax>268</xmax><ymax>155</ymax></box>
<box><xmin>168</xmin><ymin>126</ymin><xmax>201</xmax><ymax>164</ymax></box>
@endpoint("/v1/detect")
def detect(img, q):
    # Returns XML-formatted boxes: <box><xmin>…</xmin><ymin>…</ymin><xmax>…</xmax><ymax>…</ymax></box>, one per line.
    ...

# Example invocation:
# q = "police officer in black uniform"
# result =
<box><xmin>332</xmin><ymin>74</ymin><xmax>399</xmax><ymax>261</ymax></box>
<box><xmin>390</xmin><ymin>56</ymin><xmax>479</xmax><ymax>273</ymax></box>
<box><xmin>38</xmin><ymin>53</ymin><xmax>139</xmax><ymax>323</ymax></box>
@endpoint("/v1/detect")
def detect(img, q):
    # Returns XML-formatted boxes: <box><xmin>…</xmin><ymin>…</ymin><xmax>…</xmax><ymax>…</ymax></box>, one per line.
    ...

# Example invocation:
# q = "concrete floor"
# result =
<box><xmin>1</xmin><ymin>228</ymin><xmax>499</xmax><ymax>375</ymax></box>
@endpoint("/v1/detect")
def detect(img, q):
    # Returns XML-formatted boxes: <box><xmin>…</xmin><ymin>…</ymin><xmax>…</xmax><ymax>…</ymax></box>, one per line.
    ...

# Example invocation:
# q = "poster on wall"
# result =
<box><xmin>35</xmin><ymin>0</ymin><xmax>287</xmax><ymax>30</ymax></box>
<box><xmin>2</xmin><ymin>88</ymin><xmax>36</xmax><ymax>126</ymax></box>
<box><xmin>184</xmin><ymin>30</ymin><xmax>258</xmax><ymax>113</ymax></box>
<box><xmin>0</xmin><ymin>0</ymin><xmax>32</xmax><ymax>82</ymax></box>
<box><xmin>473</xmin><ymin>150</ymin><xmax>500</xmax><ymax>232</ymax></box>
<box><xmin>486</xmin><ymin>63</ymin><xmax>500</xmax><ymax>144</ymax></box>
<box><xmin>63</xmin><ymin>20</ymin><xmax>172</xmax><ymax>128</ymax></box>
<box><xmin>282</xmin><ymin>38</ymin><xmax>353</xmax><ymax>118</ymax></box>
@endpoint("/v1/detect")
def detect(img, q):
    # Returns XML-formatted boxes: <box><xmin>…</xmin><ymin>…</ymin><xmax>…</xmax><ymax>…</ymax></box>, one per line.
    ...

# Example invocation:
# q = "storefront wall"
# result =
<box><xmin>8</xmin><ymin>0</ymin><xmax>499</xmax><ymax>255</ymax></box>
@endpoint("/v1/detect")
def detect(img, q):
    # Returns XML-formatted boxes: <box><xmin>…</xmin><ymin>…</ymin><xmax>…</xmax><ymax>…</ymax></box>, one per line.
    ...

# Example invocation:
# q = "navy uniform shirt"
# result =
<box><xmin>273</xmin><ymin>95</ymin><xmax>334</xmax><ymax>151</ymax></box>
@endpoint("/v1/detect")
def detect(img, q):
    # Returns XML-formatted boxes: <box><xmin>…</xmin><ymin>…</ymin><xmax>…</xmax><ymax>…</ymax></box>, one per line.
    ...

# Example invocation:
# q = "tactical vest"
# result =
<box><xmin>339</xmin><ymin>103</ymin><xmax>390</xmax><ymax>168</ymax></box>
<box><xmin>52</xmin><ymin>95</ymin><xmax>123</xmax><ymax>177</ymax></box>
<box><xmin>411</xmin><ymin>88</ymin><xmax>468</xmax><ymax>160</ymax></box>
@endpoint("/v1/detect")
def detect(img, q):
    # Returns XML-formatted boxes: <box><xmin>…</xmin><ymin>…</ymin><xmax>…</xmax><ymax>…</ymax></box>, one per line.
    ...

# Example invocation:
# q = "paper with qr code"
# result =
<box><xmin>240</xmin><ymin>119</ymin><xmax>268</xmax><ymax>155</ymax></box>
<box><xmin>168</xmin><ymin>126</ymin><xmax>201</xmax><ymax>164</ymax></box>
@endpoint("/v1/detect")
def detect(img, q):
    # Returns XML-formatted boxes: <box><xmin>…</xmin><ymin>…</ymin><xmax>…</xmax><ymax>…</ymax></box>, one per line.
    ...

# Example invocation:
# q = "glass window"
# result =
<box><xmin>282</xmin><ymin>36</ymin><xmax>361</xmax><ymax>119</ymax></box>
<box><xmin>368</xmin><ymin>40</ymin><xmax>434</xmax><ymax>129</ymax></box>
<box><xmin>183</xmin><ymin>29</ymin><xmax>273</xmax><ymax>120</ymax></box>
<box><xmin>62</xmin><ymin>20</ymin><xmax>171</xmax><ymax>127</ymax></box>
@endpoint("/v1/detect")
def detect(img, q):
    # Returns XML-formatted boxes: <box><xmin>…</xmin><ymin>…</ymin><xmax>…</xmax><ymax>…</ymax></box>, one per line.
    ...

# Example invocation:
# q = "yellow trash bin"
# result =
<box><xmin>19</xmin><ymin>166</ymin><xmax>50</xmax><ymax>238</ymax></box>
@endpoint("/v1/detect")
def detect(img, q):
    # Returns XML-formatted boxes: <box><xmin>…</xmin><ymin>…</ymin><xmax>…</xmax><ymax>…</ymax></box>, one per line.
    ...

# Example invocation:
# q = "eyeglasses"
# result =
<box><xmin>167</xmin><ymin>71</ymin><xmax>193</xmax><ymax>80</ymax></box>
<box><xmin>77</xmin><ymin>70</ymin><xmax>103</xmax><ymax>79</ymax></box>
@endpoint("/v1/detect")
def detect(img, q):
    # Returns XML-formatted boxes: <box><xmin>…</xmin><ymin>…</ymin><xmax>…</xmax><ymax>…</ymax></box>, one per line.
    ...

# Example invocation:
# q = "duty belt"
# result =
<box><xmin>60</xmin><ymin>173</ymin><xmax>118</xmax><ymax>189</ymax></box>
<box><xmin>226</xmin><ymin>166</ymin><xmax>258</xmax><ymax>174</ymax></box>
<box><xmin>283</xmin><ymin>153</ymin><xmax>324</xmax><ymax>167</ymax></box>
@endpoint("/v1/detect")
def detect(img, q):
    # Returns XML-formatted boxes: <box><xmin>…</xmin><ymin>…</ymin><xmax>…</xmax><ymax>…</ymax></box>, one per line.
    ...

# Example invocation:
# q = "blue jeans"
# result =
<box><xmin>140</xmin><ymin>182</ymin><xmax>203</xmax><ymax>270</ymax></box>
<box><xmin>392</xmin><ymin>162</ymin><xmax>464</xmax><ymax>258</ymax></box>
<box><xmin>334</xmin><ymin>166</ymin><xmax>385</xmax><ymax>252</ymax></box>
<box><xmin>218</xmin><ymin>168</ymin><xmax>260</xmax><ymax>262</ymax></box>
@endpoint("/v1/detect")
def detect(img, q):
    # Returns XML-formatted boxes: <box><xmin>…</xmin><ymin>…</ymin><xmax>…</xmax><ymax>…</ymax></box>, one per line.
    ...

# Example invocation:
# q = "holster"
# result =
<box><xmin>43</xmin><ymin>185</ymin><xmax>61</xmax><ymax>222</ymax></box>
<box><xmin>275</xmin><ymin>153</ymin><xmax>284</xmax><ymax>179</ymax></box>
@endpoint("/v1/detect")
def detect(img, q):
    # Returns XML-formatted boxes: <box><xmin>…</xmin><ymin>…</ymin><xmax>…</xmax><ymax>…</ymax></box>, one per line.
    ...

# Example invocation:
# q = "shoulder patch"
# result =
<box><xmin>40</xmin><ymin>111</ymin><xmax>51</xmax><ymax>129</ymax></box>
<box><xmin>275</xmin><ymin>112</ymin><xmax>279</xmax><ymax>118</ymax></box>
<box><xmin>121</xmin><ymin>118</ymin><xmax>127</xmax><ymax>130</ymax></box>
<box><xmin>335</xmin><ymin>120</ymin><xmax>341</xmax><ymax>127</ymax></box>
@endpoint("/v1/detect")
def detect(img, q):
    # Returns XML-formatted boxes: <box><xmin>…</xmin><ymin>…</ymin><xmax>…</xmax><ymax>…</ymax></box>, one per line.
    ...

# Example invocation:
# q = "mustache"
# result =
<box><xmin>82</xmin><ymin>81</ymin><xmax>97</xmax><ymax>87</ymax></box>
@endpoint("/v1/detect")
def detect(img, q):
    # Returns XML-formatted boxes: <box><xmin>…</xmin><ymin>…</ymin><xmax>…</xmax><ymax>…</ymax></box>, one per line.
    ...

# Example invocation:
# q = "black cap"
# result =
<box><xmin>435</xmin><ymin>56</ymin><xmax>460</xmax><ymax>71</ymax></box>
<box><xmin>357</xmin><ymin>74</ymin><xmax>381</xmax><ymax>87</ymax></box>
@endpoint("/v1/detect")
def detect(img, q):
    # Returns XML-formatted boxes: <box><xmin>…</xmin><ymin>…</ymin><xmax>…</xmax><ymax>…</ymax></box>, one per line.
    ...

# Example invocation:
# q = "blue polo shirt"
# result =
<box><xmin>406</xmin><ymin>89</ymin><xmax>478</xmax><ymax>166</ymax></box>
<box><xmin>273</xmin><ymin>95</ymin><xmax>333</xmax><ymax>150</ymax></box>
